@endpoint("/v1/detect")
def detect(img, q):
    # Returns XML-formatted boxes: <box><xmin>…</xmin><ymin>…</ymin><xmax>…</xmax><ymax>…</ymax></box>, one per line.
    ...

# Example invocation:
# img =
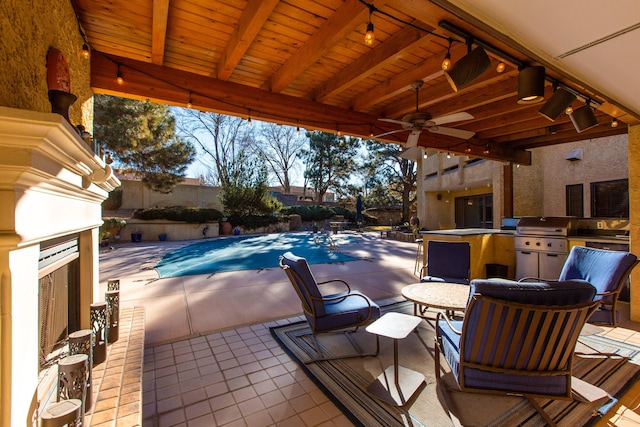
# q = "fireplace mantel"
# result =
<box><xmin>0</xmin><ymin>106</ymin><xmax>120</xmax><ymax>247</ymax></box>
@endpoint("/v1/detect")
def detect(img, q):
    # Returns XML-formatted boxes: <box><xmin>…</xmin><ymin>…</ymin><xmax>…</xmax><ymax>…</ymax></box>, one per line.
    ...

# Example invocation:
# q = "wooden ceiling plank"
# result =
<box><xmin>152</xmin><ymin>0</ymin><xmax>170</xmax><ymax>65</ymax></box>
<box><xmin>265</xmin><ymin>0</ymin><xmax>379</xmax><ymax>93</ymax></box>
<box><xmin>310</xmin><ymin>25</ymin><xmax>425</xmax><ymax>103</ymax></box>
<box><xmin>217</xmin><ymin>0</ymin><xmax>279</xmax><ymax>80</ymax></box>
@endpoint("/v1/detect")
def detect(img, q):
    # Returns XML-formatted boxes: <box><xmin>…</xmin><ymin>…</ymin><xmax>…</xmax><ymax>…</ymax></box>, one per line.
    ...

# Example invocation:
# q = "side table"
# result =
<box><xmin>365</xmin><ymin>312</ymin><xmax>424</xmax><ymax>406</ymax></box>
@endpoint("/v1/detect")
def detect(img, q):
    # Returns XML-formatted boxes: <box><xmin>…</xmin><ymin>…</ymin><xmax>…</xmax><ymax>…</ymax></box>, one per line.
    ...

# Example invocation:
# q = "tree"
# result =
<box><xmin>220</xmin><ymin>150</ymin><xmax>281</xmax><ymax>217</ymax></box>
<box><xmin>94</xmin><ymin>95</ymin><xmax>195</xmax><ymax>194</ymax></box>
<box><xmin>253</xmin><ymin>122</ymin><xmax>307</xmax><ymax>194</ymax></box>
<box><xmin>363</xmin><ymin>140</ymin><xmax>417</xmax><ymax>220</ymax></box>
<box><xmin>174</xmin><ymin>110</ymin><xmax>253</xmax><ymax>186</ymax></box>
<box><xmin>301</xmin><ymin>131</ymin><xmax>360</xmax><ymax>203</ymax></box>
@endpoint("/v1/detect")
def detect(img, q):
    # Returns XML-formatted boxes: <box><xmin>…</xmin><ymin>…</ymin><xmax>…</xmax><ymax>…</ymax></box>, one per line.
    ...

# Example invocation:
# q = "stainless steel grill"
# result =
<box><xmin>515</xmin><ymin>217</ymin><xmax>576</xmax><ymax>280</ymax></box>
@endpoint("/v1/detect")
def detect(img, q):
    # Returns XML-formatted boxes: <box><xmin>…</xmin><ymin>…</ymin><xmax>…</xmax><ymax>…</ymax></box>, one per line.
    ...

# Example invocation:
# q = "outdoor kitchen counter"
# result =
<box><xmin>419</xmin><ymin>229</ymin><xmax>516</xmax><ymax>280</ymax></box>
<box><xmin>569</xmin><ymin>235</ymin><xmax>630</xmax><ymax>248</ymax></box>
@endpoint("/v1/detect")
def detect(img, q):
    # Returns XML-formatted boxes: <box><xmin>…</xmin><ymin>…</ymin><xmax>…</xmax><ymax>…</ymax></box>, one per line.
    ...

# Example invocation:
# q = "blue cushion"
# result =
<box><xmin>310</xmin><ymin>291</ymin><xmax>380</xmax><ymax>332</ymax></box>
<box><xmin>426</xmin><ymin>241</ymin><xmax>470</xmax><ymax>283</ymax></box>
<box><xmin>559</xmin><ymin>246</ymin><xmax>637</xmax><ymax>300</ymax></box>
<box><xmin>469</xmin><ymin>279</ymin><xmax>596</xmax><ymax>306</ymax></box>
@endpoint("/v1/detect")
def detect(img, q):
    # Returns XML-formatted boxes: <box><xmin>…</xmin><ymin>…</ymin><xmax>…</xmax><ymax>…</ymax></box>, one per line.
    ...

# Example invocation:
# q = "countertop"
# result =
<box><xmin>419</xmin><ymin>228</ymin><xmax>515</xmax><ymax>237</ymax></box>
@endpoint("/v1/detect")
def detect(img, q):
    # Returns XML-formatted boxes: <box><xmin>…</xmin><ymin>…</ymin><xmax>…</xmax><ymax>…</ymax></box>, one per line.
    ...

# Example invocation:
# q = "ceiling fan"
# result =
<box><xmin>375</xmin><ymin>81</ymin><xmax>475</xmax><ymax>147</ymax></box>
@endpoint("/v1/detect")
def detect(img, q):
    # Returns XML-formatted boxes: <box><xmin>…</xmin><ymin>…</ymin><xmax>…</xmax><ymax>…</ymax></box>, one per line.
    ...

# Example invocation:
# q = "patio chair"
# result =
<box><xmin>279</xmin><ymin>251</ymin><xmax>380</xmax><ymax>362</ymax></box>
<box><xmin>521</xmin><ymin>245</ymin><xmax>638</xmax><ymax>326</ymax></box>
<box><xmin>435</xmin><ymin>279</ymin><xmax>601</xmax><ymax>426</ymax></box>
<box><xmin>420</xmin><ymin>240</ymin><xmax>470</xmax><ymax>284</ymax></box>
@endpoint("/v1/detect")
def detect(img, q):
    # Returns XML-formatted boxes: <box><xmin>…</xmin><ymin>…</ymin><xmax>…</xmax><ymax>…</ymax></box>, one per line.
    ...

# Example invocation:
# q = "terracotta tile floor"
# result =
<box><xmin>94</xmin><ymin>233</ymin><xmax>640</xmax><ymax>426</ymax></box>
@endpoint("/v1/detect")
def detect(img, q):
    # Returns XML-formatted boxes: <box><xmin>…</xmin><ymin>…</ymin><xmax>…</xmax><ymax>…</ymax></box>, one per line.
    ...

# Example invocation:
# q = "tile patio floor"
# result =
<box><xmin>96</xmin><ymin>232</ymin><xmax>640</xmax><ymax>426</ymax></box>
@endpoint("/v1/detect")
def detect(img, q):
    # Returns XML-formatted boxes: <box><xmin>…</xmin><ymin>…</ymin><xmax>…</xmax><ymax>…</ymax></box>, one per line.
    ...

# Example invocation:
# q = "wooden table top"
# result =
<box><xmin>401</xmin><ymin>282</ymin><xmax>470</xmax><ymax>312</ymax></box>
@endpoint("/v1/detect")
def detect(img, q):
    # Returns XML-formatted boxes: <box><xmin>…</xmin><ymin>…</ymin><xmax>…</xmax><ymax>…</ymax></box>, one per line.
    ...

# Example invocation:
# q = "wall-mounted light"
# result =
<box><xmin>443</xmin><ymin>44</ymin><xmax>491</xmax><ymax>92</ymax></box>
<box><xmin>517</xmin><ymin>66</ymin><xmax>545</xmax><ymax>104</ymax></box>
<box><xmin>538</xmin><ymin>86</ymin><xmax>576</xmax><ymax>121</ymax></box>
<box><xmin>364</xmin><ymin>5</ymin><xmax>375</xmax><ymax>46</ymax></box>
<box><xmin>81</xmin><ymin>43</ymin><xmax>90</xmax><ymax>59</ymax></box>
<box><xmin>569</xmin><ymin>101</ymin><xmax>598</xmax><ymax>133</ymax></box>
<box><xmin>441</xmin><ymin>39</ymin><xmax>452</xmax><ymax>71</ymax></box>
<box><xmin>116</xmin><ymin>65</ymin><xmax>124</xmax><ymax>85</ymax></box>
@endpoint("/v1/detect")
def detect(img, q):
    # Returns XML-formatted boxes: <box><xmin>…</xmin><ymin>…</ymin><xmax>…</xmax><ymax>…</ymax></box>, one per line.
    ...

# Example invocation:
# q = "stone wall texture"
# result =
<box><xmin>0</xmin><ymin>0</ymin><xmax>93</xmax><ymax>128</ymax></box>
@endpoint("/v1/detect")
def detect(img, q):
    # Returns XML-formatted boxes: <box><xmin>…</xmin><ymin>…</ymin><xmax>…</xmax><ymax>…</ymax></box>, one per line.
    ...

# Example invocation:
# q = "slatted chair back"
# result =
<box><xmin>459</xmin><ymin>294</ymin><xmax>598</xmax><ymax>399</ymax></box>
<box><xmin>423</xmin><ymin>240</ymin><xmax>471</xmax><ymax>284</ymax></box>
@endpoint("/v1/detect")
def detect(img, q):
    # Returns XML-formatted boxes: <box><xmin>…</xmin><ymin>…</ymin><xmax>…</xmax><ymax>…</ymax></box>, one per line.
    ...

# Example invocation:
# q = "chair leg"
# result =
<box><xmin>527</xmin><ymin>397</ymin><xmax>557</xmax><ymax>427</ymax></box>
<box><xmin>414</xmin><ymin>240</ymin><xmax>423</xmax><ymax>276</ymax></box>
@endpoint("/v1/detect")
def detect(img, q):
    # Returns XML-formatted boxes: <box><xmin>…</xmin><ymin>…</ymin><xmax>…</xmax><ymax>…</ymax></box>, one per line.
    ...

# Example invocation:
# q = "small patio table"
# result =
<box><xmin>365</xmin><ymin>312</ymin><xmax>425</xmax><ymax>406</ymax></box>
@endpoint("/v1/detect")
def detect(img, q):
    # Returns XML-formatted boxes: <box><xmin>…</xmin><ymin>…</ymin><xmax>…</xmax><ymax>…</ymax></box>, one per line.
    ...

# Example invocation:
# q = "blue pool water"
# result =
<box><xmin>155</xmin><ymin>232</ymin><xmax>358</xmax><ymax>278</ymax></box>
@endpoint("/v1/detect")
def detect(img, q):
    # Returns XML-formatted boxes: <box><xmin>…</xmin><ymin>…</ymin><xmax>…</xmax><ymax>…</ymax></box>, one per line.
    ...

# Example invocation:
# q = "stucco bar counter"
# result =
<box><xmin>419</xmin><ymin>228</ymin><xmax>516</xmax><ymax>280</ymax></box>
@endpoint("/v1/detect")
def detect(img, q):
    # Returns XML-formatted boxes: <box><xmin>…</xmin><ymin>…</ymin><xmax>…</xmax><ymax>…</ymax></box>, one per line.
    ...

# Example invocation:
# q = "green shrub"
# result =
<box><xmin>229</xmin><ymin>214</ymin><xmax>282</xmax><ymax>230</ymax></box>
<box><xmin>133</xmin><ymin>206</ymin><xmax>224</xmax><ymax>223</ymax></box>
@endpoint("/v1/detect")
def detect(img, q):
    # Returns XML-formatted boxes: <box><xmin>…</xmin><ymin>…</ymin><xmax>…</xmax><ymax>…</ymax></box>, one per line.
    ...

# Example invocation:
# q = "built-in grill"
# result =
<box><xmin>515</xmin><ymin>217</ymin><xmax>577</xmax><ymax>280</ymax></box>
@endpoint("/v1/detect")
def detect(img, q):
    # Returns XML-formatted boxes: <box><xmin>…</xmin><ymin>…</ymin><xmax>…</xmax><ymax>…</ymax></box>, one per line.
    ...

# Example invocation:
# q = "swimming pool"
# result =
<box><xmin>155</xmin><ymin>232</ymin><xmax>358</xmax><ymax>277</ymax></box>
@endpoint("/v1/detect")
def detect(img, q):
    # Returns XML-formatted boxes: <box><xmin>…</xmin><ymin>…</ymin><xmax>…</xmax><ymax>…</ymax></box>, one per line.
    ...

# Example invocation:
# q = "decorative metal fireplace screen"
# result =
<box><xmin>38</xmin><ymin>237</ymin><xmax>80</xmax><ymax>370</ymax></box>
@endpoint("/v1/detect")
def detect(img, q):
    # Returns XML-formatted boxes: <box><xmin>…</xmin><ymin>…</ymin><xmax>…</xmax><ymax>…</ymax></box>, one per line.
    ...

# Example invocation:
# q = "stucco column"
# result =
<box><xmin>629</xmin><ymin>125</ymin><xmax>640</xmax><ymax>321</ymax></box>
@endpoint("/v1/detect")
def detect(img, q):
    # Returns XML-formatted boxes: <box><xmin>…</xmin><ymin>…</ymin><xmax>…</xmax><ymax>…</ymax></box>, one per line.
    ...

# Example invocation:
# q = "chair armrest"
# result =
<box><xmin>436</xmin><ymin>310</ymin><xmax>462</xmax><ymax>335</ymax></box>
<box><xmin>317</xmin><ymin>279</ymin><xmax>351</xmax><ymax>293</ymax></box>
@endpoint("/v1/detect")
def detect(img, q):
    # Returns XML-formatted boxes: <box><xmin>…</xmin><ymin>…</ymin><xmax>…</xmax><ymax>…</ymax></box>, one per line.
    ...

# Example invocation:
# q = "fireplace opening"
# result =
<box><xmin>38</xmin><ymin>236</ymin><xmax>80</xmax><ymax>371</ymax></box>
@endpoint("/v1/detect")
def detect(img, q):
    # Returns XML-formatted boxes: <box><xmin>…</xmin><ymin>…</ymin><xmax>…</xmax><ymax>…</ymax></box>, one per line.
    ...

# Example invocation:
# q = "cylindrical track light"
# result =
<box><xmin>569</xmin><ymin>103</ymin><xmax>598</xmax><ymax>133</ymax></box>
<box><xmin>517</xmin><ymin>66</ymin><xmax>545</xmax><ymax>104</ymax></box>
<box><xmin>443</xmin><ymin>46</ymin><xmax>491</xmax><ymax>92</ymax></box>
<box><xmin>538</xmin><ymin>87</ymin><xmax>576</xmax><ymax>121</ymax></box>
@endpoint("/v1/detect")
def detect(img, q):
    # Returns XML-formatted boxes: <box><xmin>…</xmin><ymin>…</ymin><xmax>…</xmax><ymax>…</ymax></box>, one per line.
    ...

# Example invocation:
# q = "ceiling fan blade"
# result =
<box><xmin>373</xmin><ymin>129</ymin><xmax>408</xmax><ymax>139</ymax></box>
<box><xmin>431</xmin><ymin>112</ymin><xmax>474</xmax><ymax>126</ymax></box>
<box><xmin>428</xmin><ymin>126</ymin><xmax>475</xmax><ymax>139</ymax></box>
<box><xmin>379</xmin><ymin>118</ymin><xmax>410</xmax><ymax>126</ymax></box>
<box><xmin>398</xmin><ymin>147</ymin><xmax>423</xmax><ymax>161</ymax></box>
<box><xmin>406</xmin><ymin>130</ymin><xmax>421</xmax><ymax>147</ymax></box>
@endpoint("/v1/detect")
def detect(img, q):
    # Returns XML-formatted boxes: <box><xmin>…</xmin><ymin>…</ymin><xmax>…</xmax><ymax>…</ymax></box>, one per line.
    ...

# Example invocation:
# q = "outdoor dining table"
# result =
<box><xmin>401</xmin><ymin>282</ymin><xmax>470</xmax><ymax>318</ymax></box>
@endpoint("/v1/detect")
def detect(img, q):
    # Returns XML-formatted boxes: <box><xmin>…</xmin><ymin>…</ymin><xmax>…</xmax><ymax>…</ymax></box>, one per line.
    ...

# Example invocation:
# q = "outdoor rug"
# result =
<box><xmin>270</xmin><ymin>300</ymin><xmax>640</xmax><ymax>427</ymax></box>
<box><xmin>155</xmin><ymin>232</ymin><xmax>358</xmax><ymax>277</ymax></box>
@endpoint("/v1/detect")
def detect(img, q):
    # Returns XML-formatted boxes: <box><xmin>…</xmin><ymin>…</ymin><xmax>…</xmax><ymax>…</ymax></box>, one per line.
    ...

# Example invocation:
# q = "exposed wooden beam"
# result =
<box><xmin>310</xmin><ymin>25</ymin><xmax>425</xmax><ymax>102</ymax></box>
<box><xmin>264</xmin><ymin>0</ymin><xmax>380</xmax><ymax>93</ymax></box>
<box><xmin>151</xmin><ymin>0</ymin><xmax>170</xmax><ymax>65</ymax></box>
<box><xmin>216</xmin><ymin>0</ymin><xmax>279</xmax><ymax>80</ymax></box>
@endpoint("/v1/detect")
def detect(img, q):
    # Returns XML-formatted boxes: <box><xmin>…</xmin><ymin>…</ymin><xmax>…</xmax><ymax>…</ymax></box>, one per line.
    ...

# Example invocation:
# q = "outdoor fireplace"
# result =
<box><xmin>0</xmin><ymin>106</ymin><xmax>119</xmax><ymax>425</ymax></box>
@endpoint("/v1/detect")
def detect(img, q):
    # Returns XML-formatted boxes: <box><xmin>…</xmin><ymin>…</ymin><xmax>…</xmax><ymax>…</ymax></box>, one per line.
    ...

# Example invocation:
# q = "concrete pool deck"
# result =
<box><xmin>98</xmin><ymin>231</ymin><xmax>421</xmax><ymax>345</ymax></box>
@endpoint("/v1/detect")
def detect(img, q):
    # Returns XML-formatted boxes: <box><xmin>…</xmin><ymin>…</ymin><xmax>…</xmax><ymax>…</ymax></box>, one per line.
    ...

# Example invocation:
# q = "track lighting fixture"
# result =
<box><xmin>569</xmin><ymin>101</ymin><xmax>598</xmax><ymax>133</ymax></box>
<box><xmin>187</xmin><ymin>92</ymin><xmax>192</xmax><ymax>109</ymax></box>
<box><xmin>483</xmin><ymin>144</ymin><xmax>490</xmax><ymax>155</ymax></box>
<box><xmin>81</xmin><ymin>43</ymin><xmax>90</xmax><ymax>59</ymax></box>
<box><xmin>441</xmin><ymin>39</ymin><xmax>452</xmax><ymax>71</ymax></box>
<box><xmin>517</xmin><ymin>66</ymin><xmax>545</xmax><ymax>104</ymax></box>
<box><xmin>443</xmin><ymin>44</ymin><xmax>491</xmax><ymax>92</ymax></box>
<box><xmin>364</xmin><ymin>5</ymin><xmax>375</xmax><ymax>45</ymax></box>
<box><xmin>611</xmin><ymin>118</ymin><xmax>619</xmax><ymax>128</ymax></box>
<box><xmin>116</xmin><ymin>65</ymin><xmax>124</xmax><ymax>85</ymax></box>
<box><xmin>538</xmin><ymin>86</ymin><xmax>576</xmax><ymax>121</ymax></box>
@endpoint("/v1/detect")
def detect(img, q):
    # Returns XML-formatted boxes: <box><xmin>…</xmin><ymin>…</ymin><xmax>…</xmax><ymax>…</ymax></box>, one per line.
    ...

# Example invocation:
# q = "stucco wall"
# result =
<box><xmin>119</xmin><ymin>179</ymin><xmax>224</xmax><ymax>211</ymax></box>
<box><xmin>513</xmin><ymin>134</ymin><xmax>628</xmax><ymax>217</ymax></box>
<box><xmin>0</xmin><ymin>0</ymin><xmax>93</xmax><ymax>128</ymax></box>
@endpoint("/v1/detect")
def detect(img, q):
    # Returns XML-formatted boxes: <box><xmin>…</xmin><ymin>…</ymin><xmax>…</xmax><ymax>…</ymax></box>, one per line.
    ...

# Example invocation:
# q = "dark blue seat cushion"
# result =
<box><xmin>310</xmin><ymin>291</ymin><xmax>380</xmax><ymax>332</ymax></box>
<box><xmin>468</xmin><ymin>279</ymin><xmax>596</xmax><ymax>306</ymax></box>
